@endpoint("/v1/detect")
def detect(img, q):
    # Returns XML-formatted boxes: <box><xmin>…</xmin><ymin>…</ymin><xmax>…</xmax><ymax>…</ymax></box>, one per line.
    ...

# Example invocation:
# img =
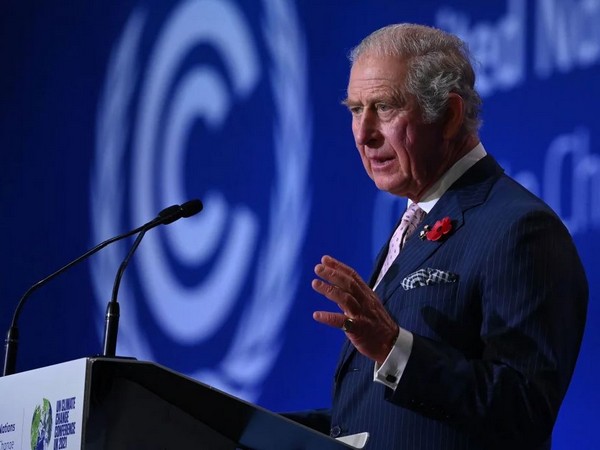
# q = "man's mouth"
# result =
<box><xmin>369</xmin><ymin>155</ymin><xmax>395</xmax><ymax>170</ymax></box>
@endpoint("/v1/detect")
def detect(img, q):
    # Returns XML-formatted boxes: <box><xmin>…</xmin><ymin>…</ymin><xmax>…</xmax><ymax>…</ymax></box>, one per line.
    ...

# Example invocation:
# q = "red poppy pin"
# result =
<box><xmin>420</xmin><ymin>216</ymin><xmax>453</xmax><ymax>242</ymax></box>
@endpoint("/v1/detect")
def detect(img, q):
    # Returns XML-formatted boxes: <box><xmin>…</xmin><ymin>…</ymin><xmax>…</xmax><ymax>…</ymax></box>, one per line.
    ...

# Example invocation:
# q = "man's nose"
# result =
<box><xmin>354</xmin><ymin>111</ymin><xmax>380</xmax><ymax>146</ymax></box>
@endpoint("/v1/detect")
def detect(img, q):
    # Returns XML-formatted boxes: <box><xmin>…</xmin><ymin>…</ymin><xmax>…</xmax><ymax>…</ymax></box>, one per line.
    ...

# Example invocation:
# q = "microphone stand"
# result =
<box><xmin>3</xmin><ymin>199</ymin><xmax>203</xmax><ymax>376</ymax></box>
<box><xmin>3</xmin><ymin>225</ymin><xmax>144</xmax><ymax>376</ymax></box>
<box><xmin>101</xmin><ymin>201</ymin><xmax>204</xmax><ymax>357</ymax></box>
<box><xmin>101</xmin><ymin>227</ymin><xmax>148</xmax><ymax>357</ymax></box>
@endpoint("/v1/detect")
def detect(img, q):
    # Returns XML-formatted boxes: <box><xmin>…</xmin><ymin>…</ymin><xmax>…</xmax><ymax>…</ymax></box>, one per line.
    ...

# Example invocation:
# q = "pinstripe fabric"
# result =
<box><xmin>329</xmin><ymin>155</ymin><xmax>588</xmax><ymax>450</ymax></box>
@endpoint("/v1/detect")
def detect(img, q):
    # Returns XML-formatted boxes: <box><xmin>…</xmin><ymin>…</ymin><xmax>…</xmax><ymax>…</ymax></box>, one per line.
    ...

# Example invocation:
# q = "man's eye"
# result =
<box><xmin>349</xmin><ymin>106</ymin><xmax>363</xmax><ymax>115</ymax></box>
<box><xmin>376</xmin><ymin>103</ymin><xmax>392</xmax><ymax>112</ymax></box>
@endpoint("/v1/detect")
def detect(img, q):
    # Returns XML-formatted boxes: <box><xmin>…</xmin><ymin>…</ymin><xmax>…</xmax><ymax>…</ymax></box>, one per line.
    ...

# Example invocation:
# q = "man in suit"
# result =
<box><xmin>310</xmin><ymin>24</ymin><xmax>588</xmax><ymax>449</ymax></box>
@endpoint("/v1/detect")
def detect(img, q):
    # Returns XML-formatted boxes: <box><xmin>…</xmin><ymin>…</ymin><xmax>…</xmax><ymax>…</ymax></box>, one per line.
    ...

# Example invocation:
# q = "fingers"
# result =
<box><xmin>311</xmin><ymin>278</ymin><xmax>362</xmax><ymax>317</ymax></box>
<box><xmin>311</xmin><ymin>254</ymin><xmax>372</xmax><ymax>322</ymax></box>
<box><xmin>311</xmin><ymin>255</ymin><xmax>400</xmax><ymax>364</ymax></box>
<box><xmin>313</xmin><ymin>311</ymin><xmax>360</xmax><ymax>335</ymax></box>
<box><xmin>312</xmin><ymin>311</ymin><xmax>346</xmax><ymax>329</ymax></box>
<box><xmin>318</xmin><ymin>255</ymin><xmax>367</xmax><ymax>296</ymax></box>
<box><xmin>314</xmin><ymin>255</ymin><xmax>370</xmax><ymax>301</ymax></box>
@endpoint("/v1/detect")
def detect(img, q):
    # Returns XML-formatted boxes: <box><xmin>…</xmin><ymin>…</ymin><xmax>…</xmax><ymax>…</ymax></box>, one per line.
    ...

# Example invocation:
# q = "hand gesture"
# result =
<box><xmin>312</xmin><ymin>255</ymin><xmax>399</xmax><ymax>364</ymax></box>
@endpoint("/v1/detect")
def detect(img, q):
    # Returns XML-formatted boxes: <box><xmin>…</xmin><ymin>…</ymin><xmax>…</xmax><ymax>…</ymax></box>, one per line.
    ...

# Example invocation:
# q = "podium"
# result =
<box><xmin>0</xmin><ymin>357</ymin><xmax>354</xmax><ymax>449</ymax></box>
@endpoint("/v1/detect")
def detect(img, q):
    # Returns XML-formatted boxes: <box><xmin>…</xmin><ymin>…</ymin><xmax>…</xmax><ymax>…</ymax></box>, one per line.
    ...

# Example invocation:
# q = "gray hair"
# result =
<box><xmin>350</xmin><ymin>24</ymin><xmax>482</xmax><ymax>134</ymax></box>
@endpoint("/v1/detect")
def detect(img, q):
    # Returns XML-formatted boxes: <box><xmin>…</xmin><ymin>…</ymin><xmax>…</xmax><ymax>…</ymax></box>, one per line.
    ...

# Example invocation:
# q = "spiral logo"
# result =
<box><xmin>91</xmin><ymin>0</ymin><xmax>311</xmax><ymax>400</ymax></box>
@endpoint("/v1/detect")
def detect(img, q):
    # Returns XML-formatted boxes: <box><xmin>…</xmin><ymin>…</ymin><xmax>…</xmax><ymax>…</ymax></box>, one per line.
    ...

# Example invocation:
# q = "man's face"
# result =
<box><xmin>345</xmin><ymin>54</ymin><xmax>448</xmax><ymax>200</ymax></box>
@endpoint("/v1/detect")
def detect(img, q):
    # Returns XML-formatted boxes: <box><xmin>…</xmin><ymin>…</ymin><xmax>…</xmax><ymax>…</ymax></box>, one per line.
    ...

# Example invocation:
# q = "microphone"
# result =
<box><xmin>180</xmin><ymin>198</ymin><xmax>203</xmax><ymax>218</ymax></box>
<box><xmin>3</xmin><ymin>199</ymin><xmax>203</xmax><ymax>376</ymax></box>
<box><xmin>101</xmin><ymin>198</ymin><xmax>203</xmax><ymax>357</ymax></box>
<box><xmin>159</xmin><ymin>199</ymin><xmax>203</xmax><ymax>224</ymax></box>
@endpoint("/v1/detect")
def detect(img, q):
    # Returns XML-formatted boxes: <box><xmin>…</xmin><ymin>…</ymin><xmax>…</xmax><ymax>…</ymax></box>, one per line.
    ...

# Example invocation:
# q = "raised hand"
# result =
<box><xmin>312</xmin><ymin>255</ymin><xmax>399</xmax><ymax>364</ymax></box>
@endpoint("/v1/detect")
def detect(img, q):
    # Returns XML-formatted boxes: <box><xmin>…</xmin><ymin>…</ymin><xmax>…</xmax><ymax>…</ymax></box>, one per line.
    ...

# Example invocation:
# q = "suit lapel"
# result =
<box><xmin>376</xmin><ymin>194</ymin><xmax>465</xmax><ymax>303</ymax></box>
<box><xmin>377</xmin><ymin>155</ymin><xmax>503</xmax><ymax>302</ymax></box>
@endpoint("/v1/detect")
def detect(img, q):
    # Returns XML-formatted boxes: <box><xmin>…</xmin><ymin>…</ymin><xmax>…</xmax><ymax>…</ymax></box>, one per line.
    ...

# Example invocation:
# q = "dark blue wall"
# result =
<box><xmin>1</xmin><ymin>1</ymin><xmax>597</xmax><ymax>447</ymax></box>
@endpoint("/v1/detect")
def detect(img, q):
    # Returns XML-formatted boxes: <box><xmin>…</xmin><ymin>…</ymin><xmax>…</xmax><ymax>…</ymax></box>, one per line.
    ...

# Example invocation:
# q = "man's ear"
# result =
<box><xmin>443</xmin><ymin>93</ymin><xmax>465</xmax><ymax>140</ymax></box>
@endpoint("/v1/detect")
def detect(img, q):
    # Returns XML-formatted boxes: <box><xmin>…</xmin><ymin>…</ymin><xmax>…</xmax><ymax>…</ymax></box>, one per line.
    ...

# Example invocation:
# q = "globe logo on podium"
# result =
<box><xmin>30</xmin><ymin>399</ymin><xmax>52</xmax><ymax>450</ymax></box>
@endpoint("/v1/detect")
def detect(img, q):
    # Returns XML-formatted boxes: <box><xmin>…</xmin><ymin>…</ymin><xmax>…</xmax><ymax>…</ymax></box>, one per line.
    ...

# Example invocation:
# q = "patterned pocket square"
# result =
<box><xmin>401</xmin><ymin>268</ymin><xmax>458</xmax><ymax>291</ymax></box>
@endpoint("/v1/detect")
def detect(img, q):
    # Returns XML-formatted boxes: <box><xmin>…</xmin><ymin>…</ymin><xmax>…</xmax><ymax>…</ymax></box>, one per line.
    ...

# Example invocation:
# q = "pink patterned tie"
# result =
<box><xmin>374</xmin><ymin>203</ymin><xmax>426</xmax><ymax>289</ymax></box>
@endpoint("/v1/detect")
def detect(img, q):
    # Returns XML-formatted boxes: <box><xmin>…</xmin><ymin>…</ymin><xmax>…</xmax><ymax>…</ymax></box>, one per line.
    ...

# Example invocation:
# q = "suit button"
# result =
<box><xmin>330</xmin><ymin>425</ymin><xmax>342</xmax><ymax>438</ymax></box>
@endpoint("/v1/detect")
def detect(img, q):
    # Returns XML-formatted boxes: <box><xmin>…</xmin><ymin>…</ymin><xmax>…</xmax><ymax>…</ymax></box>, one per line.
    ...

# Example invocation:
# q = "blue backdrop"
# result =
<box><xmin>1</xmin><ymin>0</ymin><xmax>598</xmax><ymax>448</ymax></box>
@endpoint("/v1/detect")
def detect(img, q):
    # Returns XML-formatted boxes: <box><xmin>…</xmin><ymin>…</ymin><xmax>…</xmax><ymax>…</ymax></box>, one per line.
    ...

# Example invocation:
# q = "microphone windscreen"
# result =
<box><xmin>181</xmin><ymin>199</ymin><xmax>203</xmax><ymax>218</ymax></box>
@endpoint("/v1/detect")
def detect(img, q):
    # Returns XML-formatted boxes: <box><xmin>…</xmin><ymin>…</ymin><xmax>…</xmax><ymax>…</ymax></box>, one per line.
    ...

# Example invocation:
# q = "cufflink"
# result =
<box><xmin>385</xmin><ymin>374</ymin><xmax>397</xmax><ymax>383</ymax></box>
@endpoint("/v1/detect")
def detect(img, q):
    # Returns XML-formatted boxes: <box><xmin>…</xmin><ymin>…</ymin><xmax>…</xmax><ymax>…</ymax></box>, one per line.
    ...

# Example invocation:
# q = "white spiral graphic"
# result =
<box><xmin>91</xmin><ymin>0</ymin><xmax>311</xmax><ymax>400</ymax></box>
<box><xmin>133</xmin><ymin>0</ymin><xmax>261</xmax><ymax>343</ymax></box>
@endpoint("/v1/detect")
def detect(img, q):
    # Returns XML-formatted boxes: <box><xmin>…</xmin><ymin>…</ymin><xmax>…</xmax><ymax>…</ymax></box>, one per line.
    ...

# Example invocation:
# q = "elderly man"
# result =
<box><xmin>309</xmin><ymin>24</ymin><xmax>587</xmax><ymax>449</ymax></box>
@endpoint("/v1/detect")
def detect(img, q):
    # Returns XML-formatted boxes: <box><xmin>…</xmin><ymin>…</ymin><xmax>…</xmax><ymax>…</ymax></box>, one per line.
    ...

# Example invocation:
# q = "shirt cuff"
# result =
<box><xmin>373</xmin><ymin>327</ymin><xmax>413</xmax><ymax>390</ymax></box>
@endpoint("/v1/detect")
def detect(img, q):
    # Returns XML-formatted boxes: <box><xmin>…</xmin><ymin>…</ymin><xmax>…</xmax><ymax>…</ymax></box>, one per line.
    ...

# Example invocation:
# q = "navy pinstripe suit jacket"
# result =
<box><xmin>328</xmin><ymin>155</ymin><xmax>588</xmax><ymax>450</ymax></box>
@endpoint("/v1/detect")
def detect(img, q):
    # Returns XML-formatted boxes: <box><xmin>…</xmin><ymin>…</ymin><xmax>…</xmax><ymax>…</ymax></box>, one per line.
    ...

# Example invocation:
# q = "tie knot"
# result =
<box><xmin>401</xmin><ymin>203</ymin><xmax>426</xmax><ymax>243</ymax></box>
<box><xmin>403</xmin><ymin>202</ymin><xmax>425</xmax><ymax>223</ymax></box>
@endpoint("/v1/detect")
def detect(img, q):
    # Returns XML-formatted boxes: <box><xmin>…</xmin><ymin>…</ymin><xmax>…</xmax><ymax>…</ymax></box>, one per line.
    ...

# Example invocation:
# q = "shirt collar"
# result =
<box><xmin>409</xmin><ymin>142</ymin><xmax>487</xmax><ymax>213</ymax></box>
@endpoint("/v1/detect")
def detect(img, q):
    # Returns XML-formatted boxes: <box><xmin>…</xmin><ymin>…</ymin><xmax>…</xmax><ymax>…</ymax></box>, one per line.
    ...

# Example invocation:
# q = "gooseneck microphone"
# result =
<box><xmin>102</xmin><ymin>199</ymin><xmax>203</xmax><ymax>357</ymax></box>
<box><xmin>3</xmin><ymin>199</ymin><xmax>203</xmax><ymax>376</ymax></box>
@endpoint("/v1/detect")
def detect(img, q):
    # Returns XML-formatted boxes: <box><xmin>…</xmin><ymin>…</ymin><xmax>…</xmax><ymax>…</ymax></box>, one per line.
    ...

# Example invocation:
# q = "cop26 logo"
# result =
<box><xmin>91</xmin><ymin>0</ymin><xmax>311</xmax><ymax>400</ymax></box>
<box><xmin>31</xmin><ymin>399</ymin><xmax>52</xmax><ymax>450</ymax></box>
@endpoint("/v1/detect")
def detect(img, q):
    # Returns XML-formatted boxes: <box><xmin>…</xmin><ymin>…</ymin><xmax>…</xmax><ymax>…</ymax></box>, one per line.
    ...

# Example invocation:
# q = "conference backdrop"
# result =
<box><xmin>1</xmin><ymin>0</ymin><xmax>598</xmax><ymax>447</ymax></box>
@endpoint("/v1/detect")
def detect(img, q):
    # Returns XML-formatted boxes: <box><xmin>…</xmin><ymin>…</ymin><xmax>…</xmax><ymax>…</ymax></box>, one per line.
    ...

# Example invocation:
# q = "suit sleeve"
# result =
<box><xmin>386</xmin><ymin>209</ymin><xmax>588</xmax><ymax>447</ymax></box>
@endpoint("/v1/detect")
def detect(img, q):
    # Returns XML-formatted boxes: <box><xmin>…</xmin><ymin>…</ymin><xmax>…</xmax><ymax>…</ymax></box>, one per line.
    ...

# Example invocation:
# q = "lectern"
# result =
<box><xmin>0</xmin><ymin>357</ymin><xmax>354</xmax><ymax>449</ymax></box>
